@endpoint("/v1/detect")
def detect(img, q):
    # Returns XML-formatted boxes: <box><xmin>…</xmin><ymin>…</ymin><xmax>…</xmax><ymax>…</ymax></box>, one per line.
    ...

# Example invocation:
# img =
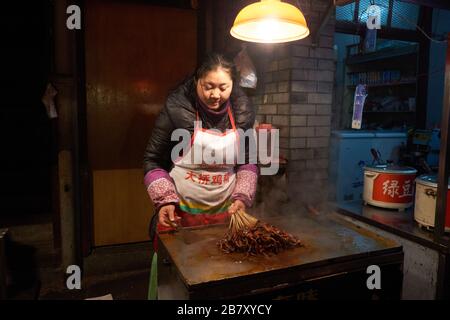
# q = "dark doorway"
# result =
<box><xmin>0</xmin><ymin>1</ymin><xmax>53</xmax><ymax>227</ymax></box>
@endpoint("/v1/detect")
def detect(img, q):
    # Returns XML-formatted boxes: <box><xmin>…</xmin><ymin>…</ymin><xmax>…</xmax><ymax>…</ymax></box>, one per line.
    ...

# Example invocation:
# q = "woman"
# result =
<box><xmin>143</xmin><ymin>53</ymin><xmax>258</xmax><ymax>243</ymax></box>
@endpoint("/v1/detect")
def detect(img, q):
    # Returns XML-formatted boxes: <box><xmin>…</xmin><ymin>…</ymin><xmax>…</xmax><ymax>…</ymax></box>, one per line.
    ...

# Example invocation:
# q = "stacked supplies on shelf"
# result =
<box><xmin>348</xmin><ymin>70</ymin><xmax>402</xmax><ymax>86</ymax></box>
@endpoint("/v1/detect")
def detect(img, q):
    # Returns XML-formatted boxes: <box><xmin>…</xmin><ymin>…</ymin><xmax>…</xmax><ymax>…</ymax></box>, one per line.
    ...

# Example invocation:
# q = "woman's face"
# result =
<box><xmin>196</xmin><ymin>67</ymin><xmax>233</xmax><ymax>110</ymax></box>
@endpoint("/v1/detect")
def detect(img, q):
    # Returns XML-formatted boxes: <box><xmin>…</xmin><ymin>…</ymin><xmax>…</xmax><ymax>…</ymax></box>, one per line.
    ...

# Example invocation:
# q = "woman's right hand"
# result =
<box><xmin>158</xmin><ymin>204</ymin><xmax>180</xmax><ymax>227</ymax></box>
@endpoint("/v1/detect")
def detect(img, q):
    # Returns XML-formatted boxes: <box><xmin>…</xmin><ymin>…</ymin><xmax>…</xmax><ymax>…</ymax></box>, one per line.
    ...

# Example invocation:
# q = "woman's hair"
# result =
<box><xmin>195</xmin><ymin>53</ymin><xmax>238</xmax><ymax>82</ymax></box>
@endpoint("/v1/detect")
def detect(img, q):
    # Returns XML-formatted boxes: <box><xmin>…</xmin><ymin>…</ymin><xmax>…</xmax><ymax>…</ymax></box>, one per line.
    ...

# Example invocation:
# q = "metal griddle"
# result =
<box><xmin>157</xmin><ymin>212</ymin><xmax>403</xmax><ymax>299</ymax></box>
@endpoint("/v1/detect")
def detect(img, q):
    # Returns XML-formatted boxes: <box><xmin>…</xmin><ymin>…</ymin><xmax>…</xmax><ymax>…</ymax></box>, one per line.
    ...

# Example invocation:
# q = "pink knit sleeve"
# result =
<box><xmin>144</xmin><ymin>169</ymin><xmax>179</xmax><ymax>211</ymax></box>
<box><xmin>231</xmin><ymin>164</ymin><xmax>259</xmax><ymax>207</ymax></box>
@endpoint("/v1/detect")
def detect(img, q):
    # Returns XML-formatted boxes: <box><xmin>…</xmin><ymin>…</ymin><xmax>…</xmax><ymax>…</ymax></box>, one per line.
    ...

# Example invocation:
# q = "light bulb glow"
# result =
<box><xmin>230</xmin><ymin>1</ymin><xmax>310</xmax><ymax>44</ymax></box>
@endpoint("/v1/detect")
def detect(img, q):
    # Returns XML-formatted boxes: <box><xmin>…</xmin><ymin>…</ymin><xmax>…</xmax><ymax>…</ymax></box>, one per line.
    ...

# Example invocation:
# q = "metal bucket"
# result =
<box><xmin>414</xmin><ymin>175</ymin><xmax>450</xmax><ymax>232</ymax></box>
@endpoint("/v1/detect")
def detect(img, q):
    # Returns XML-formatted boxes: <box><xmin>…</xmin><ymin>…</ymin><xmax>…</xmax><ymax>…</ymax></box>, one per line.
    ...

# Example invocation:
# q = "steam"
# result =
<box><xmin>250</xmin><ymin>167</ymin><xmax>333</xmax><ymax>220</ymax></box>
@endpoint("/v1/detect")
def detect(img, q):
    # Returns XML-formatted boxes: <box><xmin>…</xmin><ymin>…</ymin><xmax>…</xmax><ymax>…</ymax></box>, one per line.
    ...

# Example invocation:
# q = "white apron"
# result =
<box><xmin>169</xmin><ymin>105</ymin><xmax>238</xmax><ymax>216</ymax></box>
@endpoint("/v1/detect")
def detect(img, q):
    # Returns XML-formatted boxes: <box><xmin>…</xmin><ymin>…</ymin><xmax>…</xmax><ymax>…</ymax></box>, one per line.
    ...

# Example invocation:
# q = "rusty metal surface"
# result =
<box><xmin>158</xmin><ymin>212</ymin><xmax>401</xmax><ymax>287</ymax></box>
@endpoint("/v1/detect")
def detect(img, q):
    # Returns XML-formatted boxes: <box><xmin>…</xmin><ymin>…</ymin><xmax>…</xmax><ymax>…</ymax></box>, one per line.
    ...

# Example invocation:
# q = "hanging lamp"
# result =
<box><xmin>230</xmin><ymin>0</ymin><xmax>310</xmax><ymax>44</ymax></box>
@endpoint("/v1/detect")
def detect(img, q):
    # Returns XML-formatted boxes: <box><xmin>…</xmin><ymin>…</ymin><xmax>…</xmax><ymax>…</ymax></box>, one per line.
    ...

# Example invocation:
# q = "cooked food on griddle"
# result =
<box><xmin>217</xmin><ymin>209</ymin><xmax>303</xmax><ymax>256</ymax></box>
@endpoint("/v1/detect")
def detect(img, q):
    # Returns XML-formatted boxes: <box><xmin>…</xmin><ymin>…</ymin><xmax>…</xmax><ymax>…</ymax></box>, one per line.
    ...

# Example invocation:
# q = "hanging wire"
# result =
<box><xmin>352</xmin><ymin>1</ymin><xmax>360</xmax><ymax>48</ymax></box>
<box><xmin>336</xmin><ymin>0</ymin><xmax>448</xmax><ymax>127</ymax></box>
<box><xmin>435</xmin><ymin>8</ymin><xmax>441</xmax><ymax>32</ymax></box>
<box><xmin>362</xmin><ymin>2</ymin><xmax>447</xmax><ymax>79</ymax></box>
<box><xmin>366</xmin><ymin>1</ymin><xmax>447</xmax><ymax>44</ymax></box>
<box><xmin>336</xmin><ymin>0</ymin><xmax>446</xmax><ymax>44</ymax></box>
<box><xmin>356</xmin><ymin>1</ymin><xmax>369</xmax><ymax>51</ymax></box>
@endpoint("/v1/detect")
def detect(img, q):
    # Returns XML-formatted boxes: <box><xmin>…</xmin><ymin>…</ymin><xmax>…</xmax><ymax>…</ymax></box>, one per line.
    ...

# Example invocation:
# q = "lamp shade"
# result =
<box><xmin>230</xmin><ymin>0</ymin><xmax>310</xmax><ymax>43</ymax></box>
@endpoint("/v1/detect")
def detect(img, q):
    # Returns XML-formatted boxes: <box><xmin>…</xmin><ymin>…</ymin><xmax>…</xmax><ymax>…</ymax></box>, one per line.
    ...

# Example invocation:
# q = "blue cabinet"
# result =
<box><xmin>330</xmin><ymin>130</ymin><xmax>407</xmax><ymax>203</ymax></box>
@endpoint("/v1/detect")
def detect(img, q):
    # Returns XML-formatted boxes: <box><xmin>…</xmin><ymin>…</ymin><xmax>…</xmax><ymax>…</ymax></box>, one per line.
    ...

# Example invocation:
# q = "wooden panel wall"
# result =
<box><xmin>85</xmin><ymin>0</ymin><xmax>197</xmax><ymax>245</ymax></box>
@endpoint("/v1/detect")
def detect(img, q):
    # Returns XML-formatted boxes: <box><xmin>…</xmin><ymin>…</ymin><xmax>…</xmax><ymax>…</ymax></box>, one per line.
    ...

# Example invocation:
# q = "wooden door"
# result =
<box><xmin>85</xmin><ymin>0</ymin><xmax>197</xmax><ymax>246</ymax></box>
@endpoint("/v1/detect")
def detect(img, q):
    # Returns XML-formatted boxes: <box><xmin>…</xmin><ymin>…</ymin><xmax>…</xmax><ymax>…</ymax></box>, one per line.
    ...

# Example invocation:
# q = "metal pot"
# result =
<box><xmin>363</xmin><ymin>164</ymin><xmax>417</xmax><ymax>209</ymax></box>
<box><xmin>414</xmin><ymin>175</ymin><xmax>450</xmax><ymax>232</ymax></box>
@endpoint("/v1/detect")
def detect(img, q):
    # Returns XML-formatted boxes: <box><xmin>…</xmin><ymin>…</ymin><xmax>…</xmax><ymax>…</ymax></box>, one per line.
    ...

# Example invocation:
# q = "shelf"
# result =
<box><xmin>364</xmin><ymin>111</ymin><xmax>415</xmax><ymax>113</ymax></box>
<box><xmin>348</xmin><ymin>110</ymin><xmax>415</xmax><ymax>114</ymax></box>
<box><xmin>345</xmin><ymin>45</ymin><xmax>418</xmax><ymax>65</ymax></box>
<box><xmin>341</xmin><ymin>43</ymin><xmax>419</xmax><ymax>130</ymax></box>
<box><xmin>346</xmin><ymin>80</ymin><xmax>417</xmax><ymax>88</ymax></box>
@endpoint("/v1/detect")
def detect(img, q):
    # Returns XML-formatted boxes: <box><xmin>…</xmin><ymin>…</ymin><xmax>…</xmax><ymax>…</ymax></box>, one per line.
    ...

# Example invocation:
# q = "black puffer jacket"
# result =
<box><xmin>143</xmin><ymin>77</ymin><xmax>256</xmax><ymax>175</ymax></box>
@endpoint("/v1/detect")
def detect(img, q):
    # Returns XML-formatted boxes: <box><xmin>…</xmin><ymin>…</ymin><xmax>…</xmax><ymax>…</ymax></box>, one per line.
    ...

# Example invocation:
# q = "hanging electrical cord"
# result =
<box><xmin>432</xmin><ymin>8</ymin><xmax>440</xmax><ymax>37</ymax></box>
<box><xmin>353</xmin><ymin>1</ymin><xmax>361</xmax><ymax>47</ymax></box>
<box><xmin>363</xmin><ymin>1</ymin><xmax>447</xmax><ymax>44</ymax></box>
<box><xmin>358</xmin><ymin>2</ymin><xmax>448</xmax><ymax>82</ymax></box>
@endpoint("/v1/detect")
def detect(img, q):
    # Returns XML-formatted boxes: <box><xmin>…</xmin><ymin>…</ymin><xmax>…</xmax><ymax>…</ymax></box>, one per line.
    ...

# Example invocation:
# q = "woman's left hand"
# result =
<box><xmin>228</xmin><ymin>199</ymin><xmax>246</xmax><ymax>215</ymax></box>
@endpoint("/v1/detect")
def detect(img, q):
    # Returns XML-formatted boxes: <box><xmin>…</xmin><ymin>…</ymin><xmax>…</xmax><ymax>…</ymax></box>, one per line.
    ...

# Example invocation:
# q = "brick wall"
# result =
<box><xmin>252</xmin><ymin>0</ymin><xmax>336</xmax><ymax>205</ymax></box>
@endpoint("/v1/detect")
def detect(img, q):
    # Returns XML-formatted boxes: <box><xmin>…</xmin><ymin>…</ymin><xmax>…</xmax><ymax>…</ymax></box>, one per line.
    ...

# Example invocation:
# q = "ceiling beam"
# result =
<box><xmin>398</xmin><ymin>0</ymin><xmax>450</xmax><ymax>10</ymax></box>
<box><xmin>336</xmin><ymin>0</ymin><xmax>450</xmax><ymax>10</ymax></box>
<box><xmin>334</xmin><ymin>0</ymin><xmax>356</xmax><ymax>6</ymax></box>
<box><xmin>335</xmin><ymin>20</ymin><xmax>420</xmax><ymax>42</ymax></box>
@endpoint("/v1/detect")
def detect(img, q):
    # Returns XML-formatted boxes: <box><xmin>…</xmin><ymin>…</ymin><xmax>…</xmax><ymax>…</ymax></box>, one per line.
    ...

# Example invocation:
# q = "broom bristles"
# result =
<box><xmin>230</xmin><ymin>209</ymin><xmax>258</xmax><ymax>232</ymax></box>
